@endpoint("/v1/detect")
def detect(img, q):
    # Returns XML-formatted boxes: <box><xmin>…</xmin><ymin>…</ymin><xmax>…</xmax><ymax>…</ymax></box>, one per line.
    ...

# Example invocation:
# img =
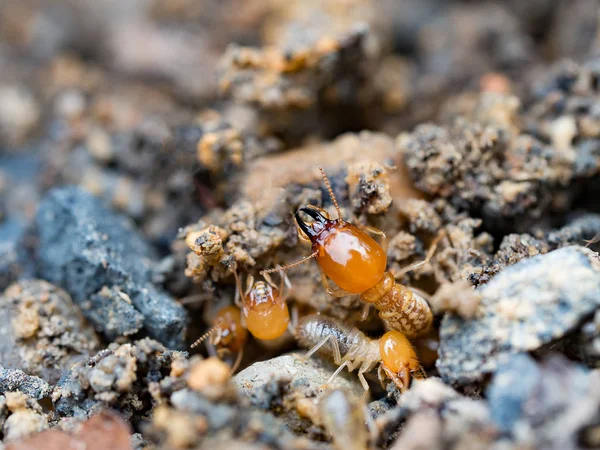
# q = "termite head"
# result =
<box><xmin>242</xmin><ymin>278</ymin><xmax>290</xmax><ymax>341</ymax></box>
<box><xmin>191</xmin><ymin>305</ymin><xmax>247</xmax><ymax>352</ymax></box>
<box><xmin>379</xmin><ymin>331</ymin><xmax>420</xmax><ymax>393</ymax></box>
<box><xmin>295</xmin><ymin>206</ymin><xmax>336</xmax><ymax>242</ymax></box>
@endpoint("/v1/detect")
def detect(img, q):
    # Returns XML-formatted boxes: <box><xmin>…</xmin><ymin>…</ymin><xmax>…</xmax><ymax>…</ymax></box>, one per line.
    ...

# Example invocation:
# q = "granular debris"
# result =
<box><xmin>1</xmin><ymin>1</ymin><xmax>600</xmax><ymax>449</ymax></box>
<box><xmin>52</xmin><ymin>338</ymin><xmax>186</xmax><ymax>420</ymax></box>
<box><xmin>0</xmin><ymin>280</ymin><xmax>100</xmax><ymax>384</ymax></box>
<box><xmin>438</xmin><ymin>246</ymin><xmax>600</xmax><ymax>385</ymax></box>
<box><xmin>1</xmin><ymin>392</ymin><xmax>49</xmax><ymax>443</ymax></box>
<box><xmin>34</xmin><ymin>187</ymin><xmax>187</xmax><ymax>348</ymax></box>
<box><xmin>5</xmin><ymin>410</ymin><xmax>133</xmax><ymax>450</ymax></box>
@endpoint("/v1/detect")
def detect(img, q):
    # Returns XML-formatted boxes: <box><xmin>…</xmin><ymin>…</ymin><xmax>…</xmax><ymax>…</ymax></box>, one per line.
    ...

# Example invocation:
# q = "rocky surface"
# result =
<box><xmin>52</xmin><ymin>338</ymin><xmax>187</xmax><ymax>420</ymax></box>
<box><xmin>438</xmin><ymin>246</ymin><xmax>600</xmax><ymax>385</ymax></box>
<box><xmin>1</xmin><ymin>1</ymin><xmax>600</xmax><ymax>449</ymax></box>
<box><xmin>234</xmin><ymin>353</ymin><xmax>364</xmax><ymax>435</ymax></box>
<box><xmin>0</xmin><ymin>280</ymin><xmax>100</xmax><ymax>384</ymax></box>
<box><xmin>34</xmin><ymin>188</ymin><xmax>187</xmax><ymax>348</ymax></box>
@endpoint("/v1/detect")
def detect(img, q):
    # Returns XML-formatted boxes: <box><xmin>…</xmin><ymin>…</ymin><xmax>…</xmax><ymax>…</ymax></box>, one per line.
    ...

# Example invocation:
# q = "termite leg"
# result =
<box><xmin>584</xmin><ymin>232</ymin><xmax>600</xmax><ymax>248</ymax></box>
<box><xmin>395</xmin><ymin>230</ymin><xmax>445</xmax><ymax>278</ymax></box>
<box><xmin>377</xmin><ymin>365</ymin><xmax>387</xmax><ymax>389</ymax></box>
<box><xmin>357</xmin><ymin>361</ymin><xmax>372</xmax><ymax>393</ymax></box>
<box><xmin>206</xmin><ymin>341</ymin><xmax>218</xmax><ymax>358</ymax></box>
<box><xmin>288</xmin><ymin>304</ymin><xmax>299</xmax><ymax>335</ymax></box>
<box><xmin>399</xmin><ymin>367</ymin><xmax>410</xmax><ymax>391</ymax></box>
<box><xmin>413</xmin><ymin>366</ymin><xmax>427</xmax><ymax>380</ymax></box>
<box><xmin>362</xmin><ymin>225</ymin><xmax>388</xmax><ymax>253</ymax></box>
<box><xmin>325</xmin><ymin>360</ymin><xmax>352</xmax><ymax>386</ymax></box>
<box><xmin>263</xmin><ymin>267</ymin><xmax>292</xmax><ymax>303</ymax></box>
<box><xmin>231</xmin><ymin>263</ymin><xmax>245</xmax><ymax>308</ymax></box>
<box><xmin>360</xmin><ymin>303</ymin><xmax>371</xmax><ymax>321</ymax></box>
<box><xmin>319</xmin><ymin>268</ymin><xmax>352</xmax><ymax>298</ymax></box>
<box><xmin>281</xmin><ymin>269</ymin><xmax>292</xmax><ymax>293</ymax></box>
<box><xmin>302</xmin><ymin>334</ymin><xmax>342</xmax><ymax>365</ymax></box>
<box><xmin>231</xmin><ymin>347</ymin><xmax>244</xmax><ymax>374</ymax></box>
<box><xmin>234</xmin><ymin>288</ymin><xmax>242</xmax><ymax>309</ymax></box>
<box><xmin>245</xmin><ymin>275</ymin><xmax>254</xmax><ymax>296</ymax></box>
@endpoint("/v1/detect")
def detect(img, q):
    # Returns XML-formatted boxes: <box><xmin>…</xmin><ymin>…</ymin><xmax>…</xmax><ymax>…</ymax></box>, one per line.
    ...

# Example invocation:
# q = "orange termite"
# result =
<box><xmin>232</xmin><ymin>266</ymin><xmax>293</xmax><ymax>341</ymax></box>
<box><xmin>263</xmin><ymin>167</ymin><xmax>443</xmax><ymax>339</ymax></box>
<box><xmin>190</xmin><ymin>305</ymin><xmax>248</xmax><ymax>372</ymax></box>
<box><xmin>296</xmin><ymin>314</ymin><xmax>422</xmax><ymax>394</ymax></box>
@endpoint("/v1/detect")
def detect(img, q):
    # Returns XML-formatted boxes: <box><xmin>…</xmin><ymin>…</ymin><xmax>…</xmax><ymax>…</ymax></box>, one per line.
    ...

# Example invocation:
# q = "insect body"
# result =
<box><xmin>264</xmin><ymin>167</ymin><xmax>441</xmax><ymax>338</ymax></box>
<box><xmin>296</xmin><ymin>314</ymin><xmax>421</xmax><ymax>393</ymax></box>
<box><xmin>191</xmin><ymin>305</ymin><xmax>248</xmax><ymax>372</ymax></box>
<box><xmin>233</xmin><ymin>268</ymin><xmax>291</xmax><ymax>341</ymax></box>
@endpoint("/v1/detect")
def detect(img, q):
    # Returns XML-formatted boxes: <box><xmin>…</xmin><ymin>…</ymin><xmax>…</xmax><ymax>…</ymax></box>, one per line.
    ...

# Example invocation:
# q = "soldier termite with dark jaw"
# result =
<box><xmin>296</xmin><ymin>314</ymin><xmax>422</xmax><ymax>395</ymax></box>
<box><xmin>262</xmin><ymin>166</ymin><xmax>444</xmax><ymax>339</ymax></box>
<box><xmin>190</xmin><ymin>305</ymin><xmax>248</xmax><ymax>373</ymax></box>
<box><xmin>232</xmin><ymin>265</ymin><xmax>293</xmax><ymax>341</ymax></box>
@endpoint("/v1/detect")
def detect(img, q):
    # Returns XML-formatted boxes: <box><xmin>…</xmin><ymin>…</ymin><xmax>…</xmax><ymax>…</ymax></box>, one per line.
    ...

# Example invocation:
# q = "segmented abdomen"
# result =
<box><xmin>296</xmin><ymin>315</ymin><xmax>372</xmax><ymax>361</ymax></box>
<box><xmin>375</xmin><ymin>283</ymin><xmax>432</xmax><ymax>338</ymax></box>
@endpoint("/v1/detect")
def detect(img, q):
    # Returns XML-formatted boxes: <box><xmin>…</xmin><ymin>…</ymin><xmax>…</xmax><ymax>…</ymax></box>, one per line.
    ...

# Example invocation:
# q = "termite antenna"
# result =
<box><xmin>261</xmin><ymin>251</ymin><xmax>318</xmax><ymax>275</ymax></box>
<box><xmin>319</xmin><ymin>166</ymin><xmax>342</xmax><ymax>219</ymax></box>
<box><xmin>584</xmin><ymin>232</ymin><xmax>600</xmax><ymax>248</ymax></box>
<box><xmin>190</xmin><ymin>325</ymin><xmax>218</xmax><ymax>349</ymax></box>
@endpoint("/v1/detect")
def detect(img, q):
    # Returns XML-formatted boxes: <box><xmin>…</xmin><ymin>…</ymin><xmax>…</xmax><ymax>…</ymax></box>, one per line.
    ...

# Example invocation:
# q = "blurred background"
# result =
<box><xmin>0</xmin><ymin>0</ymin><xmax>598</xmax><ymax>250</ymax></box>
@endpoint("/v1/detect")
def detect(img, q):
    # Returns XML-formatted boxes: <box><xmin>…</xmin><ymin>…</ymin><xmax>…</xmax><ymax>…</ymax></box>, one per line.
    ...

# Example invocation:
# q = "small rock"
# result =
<box><xmin>5</xmin><ymin>410</ymin><xmax>133</xmax><ymax>450</ymax></box>
<box><xmin>487</xmin><ymin>354</ymin><xmax>600</xmax><ymax>449</ymax></box>
<box><xmin>0</xmin><ymin>85</ymin><xmax>40</xmax><ymax>147</ymax></box>
<box><xmin>186</xmin><ymin>357</ymin><xmax>231</xmax><ymax>400</ymax></box>
<box><xmin>380</xmin><ymin>378</ymin><xmax>495</xmax><ymax>449</ymax></box>
<box><xmin>0</xmin><ymin>369</ymin><xmax>51</xmax><ymax>400</ymax></box>
<box><xmin>234</xmin><ymin>353</ymin><xmax>364</xmax><ymax>434</ymax></box>
<box><xmin>52</xmin><ymin>338</ymin><xmax>186</xmax><ymax>419</ymax></box>
<box><xmin>0</xmin><ymin>218</ymin><xmax>27</xmax><ymax>291</ymax></box>
<box><xmin>438</xmin><ymin>246</ymin><xmax>600</xmax><ymax>385</ymax></box>
<box><xmin>576</xmin><ymin>309</ymin><xmax>600</xmax><ymax>366</ymax></box>
<box><xmin>34</xmin><ymin>187</ymin><xmax>187</xmax><ymax>348</ymax></box>
<box><xmin>0</xmin><ymin>280</ymin><xmax>101</xmax><ymax>384</ymax></box>
<box><xmin>1</xmin><ymin>392</ymin><xmax>49</xmax><ymax>443</ymax></box>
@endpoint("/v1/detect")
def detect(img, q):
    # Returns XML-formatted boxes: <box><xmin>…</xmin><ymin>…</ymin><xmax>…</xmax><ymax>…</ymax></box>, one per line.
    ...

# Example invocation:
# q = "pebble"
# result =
<box><xmin>0</xmin><ymin>280</ymin><xmax>100</xmax><ymax>384</ymax></box>
<box><xmin>34</xmin><ymin>187</ymin><xmax>187</xmax><ymax>348</ymax></box>
<box><xmin>437</xmin><ymin>246</ymin><xmax>600</xmax><ymax>385</ymax></box>
<box><xmin>0</xmin><ymin>368</ymin><xmax>51</xmax><ymax>400</ymax></box>
<box><xmin>234</xmin><ymin>353</ymin><xmax>364</xmax><ymax>433</ymax></box>
<box><xmin>487</xmin><ymin>353</ymin><xmax>600</xmax><ymax>449</ymax></box>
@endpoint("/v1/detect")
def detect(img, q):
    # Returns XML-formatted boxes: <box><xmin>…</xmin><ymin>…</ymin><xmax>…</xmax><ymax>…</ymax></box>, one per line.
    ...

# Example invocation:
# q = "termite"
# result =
<box><xmin>232</xmin><ymin>265</ymin><xmax>293</xmax><ymax>341</ymax></box>
<box><xmin>190</xmin><ymin>305</ymin><xmax>248</xmax><ymax>372</ymax></box>
<box><xmin>296</xmin><ymin>314</ymin><xmax>422</xmax><ymax>394</ymax></box>
<box><xmin>320</xmin><ymin>389</ymin><xmax>373</xmax><ymax>450</ymax></box>
<box><xmin>262</xmin><ymin>166</ymin><xmax>443</xmax><ymax>338</ymax></box>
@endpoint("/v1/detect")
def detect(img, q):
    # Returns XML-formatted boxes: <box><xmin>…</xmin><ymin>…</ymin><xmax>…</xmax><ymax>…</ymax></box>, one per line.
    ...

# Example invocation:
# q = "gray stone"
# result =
<box><xmin>437</xmin><ymin>246</ymin><xmax>600</xmax><ymax>385</ymax></box>
<box><xmin>34</xmin><ymin>187</ymin><xmax>187</xmax><ymax>348</ymax></box>
<box><xmin>487</xmin><ymin>354</ymin><xmax>600</xmax><ymax>449</ymax></box>
<box><xmin>0</xmin><ymin>368</ymin><xmax>52</xmax><ymax>399</ymax></box>
<box><xmin>234</xmin><ymin>353</ymin><xmax>364</xmax><ymax>434</ymax></box>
